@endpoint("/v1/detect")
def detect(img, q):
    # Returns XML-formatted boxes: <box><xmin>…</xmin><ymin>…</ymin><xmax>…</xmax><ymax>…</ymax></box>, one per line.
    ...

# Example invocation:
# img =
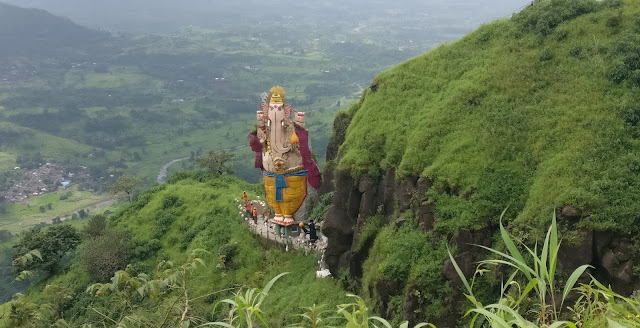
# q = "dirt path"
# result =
<box><xmin>44</xmin><ymin>197</ymin><xmax>117</xmax><ymax>224</ymax></box>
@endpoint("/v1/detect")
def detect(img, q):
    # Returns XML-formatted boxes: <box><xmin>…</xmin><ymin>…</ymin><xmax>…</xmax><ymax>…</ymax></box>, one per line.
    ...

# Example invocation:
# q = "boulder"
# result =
<box><xmin>396</xmin><ymin>175</ymin><xmax>418</xmax><ymax>213</ymax></box>
<box><xmin>558</xmin><ymin>229</ymin><xmax>593</xmax><ymax>272</ymax></box>
<box><xmin>418</xmin><ymin>200</ymin><xmax>435</xmax><ymax>231</ymax></box>
<box><xmin>402</xmin><ymin>281</ymin><xmax>420</xmax><ymax>326</ymax></box>
<box><xmin>380</xmin><ymin>168</ymin><xmax>396</xmax><ymax>217</ymax></box>
<box><xmin>561</xmin><ymin>205</ymin><xmax>582</xmax><ymax>219</ymax></box>
<box><xmin>323</xmin><ymin>169</ymin><xmax>358</xmax><ymax>275</ymax></box>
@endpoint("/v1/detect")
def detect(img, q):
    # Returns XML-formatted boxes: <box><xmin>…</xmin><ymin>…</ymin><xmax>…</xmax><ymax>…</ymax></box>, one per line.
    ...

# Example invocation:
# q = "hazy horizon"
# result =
<box><xmin>1</xmin><ymin>0</ymin><xmax>532</xmax><ymax>35</ymax></box>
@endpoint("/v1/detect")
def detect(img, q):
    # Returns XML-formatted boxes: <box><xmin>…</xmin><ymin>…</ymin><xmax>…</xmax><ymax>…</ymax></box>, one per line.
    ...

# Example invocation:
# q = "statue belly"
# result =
<box><xmin>263</xmin><ymin>172</ymin><xmax>307</xmax><ymax>218</ymax></box>
<box><xmin>262</xmin><ymin>152</ymin><xmax>303</xmax><ymax>173</ymax></box>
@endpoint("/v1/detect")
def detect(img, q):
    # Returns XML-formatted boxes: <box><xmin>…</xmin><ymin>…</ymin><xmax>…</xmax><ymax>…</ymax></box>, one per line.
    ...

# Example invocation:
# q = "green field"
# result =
<box><xmin>0</xmin><ymin>185</ymin><xmax>112</xmax><ymax>233</ymax></box>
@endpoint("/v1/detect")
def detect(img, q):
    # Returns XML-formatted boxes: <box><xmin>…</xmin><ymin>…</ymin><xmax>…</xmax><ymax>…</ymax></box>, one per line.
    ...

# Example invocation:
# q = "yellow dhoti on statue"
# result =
<box><xmin>263</xmin><ymin>170</ymin><xmax>307</xmax><ymax>223</ymax></box>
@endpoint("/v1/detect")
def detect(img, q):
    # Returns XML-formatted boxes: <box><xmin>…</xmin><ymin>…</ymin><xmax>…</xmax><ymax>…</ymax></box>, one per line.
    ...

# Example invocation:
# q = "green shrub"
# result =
<box><xmin>556</xmin><ymin>28</ymin><xmax>569</xmax><ymax>41</ymax></box>
<box><xmin>512</xmin><ymin>0</ymin><xmax>599</xmax><ymax>36</ymax></box>
<box><xmin>12</xmin><ymin>225</ymin><xmax>81</xmax><ymax>275</ymax></box>
<box><xmin>606</xmin><ymin>15</ymin><xmax>622</xmax><ymax>28</ymax></box>
<box><xmin>82</xmin><ymin>229</ymin><xmax>131</xmax><ymax>282</ymax></box>
<box><xmin>83</xmin><ymin>214</ymin><xmax>107</xmax><ymax>238</ymax></box>
<box><xmin>153</xmin><ymin>210</ymin><xmax>177</xmax><ymax>238</ymax></box>
<box><xmin>540</xmin><ymin>47</ymin><xmax>554</xmax><ymax>61</ymax></box>
<box><xmin>162</xmin><ymin>194</ymin><xmax>183</xmax><ymax>209</ymax></box>
<box><xmin>355</xmin><ymin>214</ymin><xmax>384</xmax><ymax>251</ymax></box>
<box><xmin>131</xmin><ymin>238</ymin><xmax>162</xmax><ymax>260</ymax></box>
<box><xmin>308</xmin><ymin>192</ymin><xmax>334</xmax><ymax>222</ymax></box>
<box><xmin>568</xmin><ymin>45</ymin><xmax>583</xmax><ymax>57</ymax></box>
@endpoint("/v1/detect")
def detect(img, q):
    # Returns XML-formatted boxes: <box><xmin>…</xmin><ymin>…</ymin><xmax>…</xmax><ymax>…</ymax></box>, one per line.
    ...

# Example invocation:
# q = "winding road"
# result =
<box><xmin>156</xmin><ymin>145</ymin><xmax>249</xmax><ymax>184</ymax></box>
<box><xmin>156</xmin><ymin>157</ymin><xmax>190</xmax><ymax>183</ymax></box>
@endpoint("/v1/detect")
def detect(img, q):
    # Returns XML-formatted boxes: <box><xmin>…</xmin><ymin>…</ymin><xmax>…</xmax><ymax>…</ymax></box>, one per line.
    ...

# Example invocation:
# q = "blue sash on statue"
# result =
<box><xmin>263</xmin><ymin>170</ymin><xmax>308</xmax><ymax>202</ymax></box>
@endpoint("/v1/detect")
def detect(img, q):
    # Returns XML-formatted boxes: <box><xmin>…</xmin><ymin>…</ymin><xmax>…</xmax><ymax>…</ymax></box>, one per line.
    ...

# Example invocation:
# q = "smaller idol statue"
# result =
<box><xmin>249</xmin><ymin>86</ymin><xmax>321</xmax><ymax>233</ymax></box>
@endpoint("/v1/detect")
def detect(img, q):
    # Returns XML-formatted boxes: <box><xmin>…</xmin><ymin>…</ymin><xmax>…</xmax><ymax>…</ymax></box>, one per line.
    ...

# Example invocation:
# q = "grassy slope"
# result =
<box><xmin>338</xmin><ymin>0</ymin><xmax>640</xmax><ymax>235</ymax></box>
<box><xmin>0</xmin><ymin>122</ymin><xmax>93</xmax><ymax>165</ymax></box>
<box><xmin>112</xmin><ymin>173</ymin><xmax>348</xmax><ymax>326</ymax></box>
<box><xmin>1</xmin><ymin>173</ymin><xmax>346</xmax><ymax>327</ymax></box>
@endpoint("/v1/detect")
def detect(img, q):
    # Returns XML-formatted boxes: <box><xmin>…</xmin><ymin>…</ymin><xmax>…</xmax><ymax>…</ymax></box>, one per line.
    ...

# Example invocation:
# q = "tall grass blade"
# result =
<box><xmin>541</xmin><ymin>224</ymin><xmax>551</xmax><ymax>283</ymax></box>
<box><xmin>498</xmin><ymin>211</ymin><xmax>532</xmax><ymax>281</ymax></box>
<box><xmin>262</xmin><ymin>272</ymin><xmax>289</xmax><ymax>296</ymax></box>
<box><xmin>547</xmin><ymin>321</ymin><xmax>578</xmax><ymax>328</ymax></box>
<box><xmin>485</xmin><ymin>304</ymin><xmax>533</xmax><ymax>328</ymax></box>
<box><xmin>369</xmin><ymin>316</ymin><xmax>393</xmax><ymax>328</ymax></box>
<box><xmin>475</xmin><ymin>246</ymin><xmax>537</xmax><ymax>277</ymax></box>
<box><xmin>516</xmin><ymin>278</ymin><xmax>539</xmax><ymax>306</ymax></box>
<box><xmin>467</xmin><ymin>308</ymin><xmax>511</xmax><ymax>328</ymax></box>
<box><xmin>561</xmin><ymin>265</ymin><xmax>592</xmax><ymax>307</ymax></box>
<box><xmin>447</xmin><ymin>248</ymin><xmax>474</xmax><ymax>298</ymax></box>
<box><xmin>548</xmin><ymin>213</ymin><xmax>559</xmax><ymax>285</ymax></box>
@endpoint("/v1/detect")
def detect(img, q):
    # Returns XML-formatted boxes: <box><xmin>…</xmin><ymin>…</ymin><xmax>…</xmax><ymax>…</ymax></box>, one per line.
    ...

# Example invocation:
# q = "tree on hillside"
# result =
<box><xmin>11</xmin><ymin>225</ymin><xmax>81</xmax><ymax>275</ymax></box>
<box><xmin>82</xmin><ymin>229</ymin><xmax>131</xmax><ymax>282</ymax></box>
<box><xmin>110</xmin><ymin>175</ymin><xmax>143</xmax><ymax>202</ymax></box>
<box><xmin>0</xmin><ymin>229</ymin><xmax>12</xmax><ymax>242</ymax></box>
<box><xmin>84</xmin><ymin>214</ymin><xmax>107</xmax><ymax>238</ymax></box>
<box><xmin>194</xmin><ymin>150</ymin><xmax>235</xmax><ymax>175</ymax></box>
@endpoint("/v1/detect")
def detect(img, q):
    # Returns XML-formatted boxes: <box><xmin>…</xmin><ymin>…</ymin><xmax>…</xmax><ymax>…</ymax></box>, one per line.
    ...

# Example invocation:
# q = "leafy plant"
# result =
<box><xmin>7</xmin><ymin>293</ymin><xmax>53</xmax><ymax>328</ymax></box>
<box><xmin>82</xmin><ymin>228</ymin><xmax>131</xmax><ymax>282</ymax></box>
<box><xmin>448</xmin><ymin>211</ymin><xmax>636</xmax><ymax>327</ymax></box>
<box><xmin>208</xmin><ymin>272</ymin><xmax>289</xmax><ymax>328</ymax></box>
<box><xmin>335</xmin><ymin>294</ymin><xmax>435</xmax><ymax>328</ymax></box>
<box><xmin>12</xmin><ymin>225</ymin><xmax>80</xmax><ymax>275</ymax></box>
<box><xmin>12</xmin><ymin>249</ymin><xmax>42</xmax><ymax>281</ymax></box>
<box><xmin>86</xmin><ymin>249</ymin><xmax>210</xmax><ymax>327</ymax></box>
<box><xmin>288</xmin><ymin>304</ymin><xmax>334</xmax><ymax>328</ymax></box>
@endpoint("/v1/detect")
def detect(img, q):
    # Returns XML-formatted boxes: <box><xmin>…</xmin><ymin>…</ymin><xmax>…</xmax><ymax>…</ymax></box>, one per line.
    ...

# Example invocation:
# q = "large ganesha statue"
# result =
<box><xmin>249</xmin><ymin>86</ymin><xmax>321</xmax><ymax>227</ymax></box>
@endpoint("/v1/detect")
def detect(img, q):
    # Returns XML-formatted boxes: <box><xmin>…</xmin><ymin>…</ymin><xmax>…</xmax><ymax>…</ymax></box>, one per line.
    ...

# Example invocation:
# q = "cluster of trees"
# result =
<box><xmin>11</xmin><ymin>225</ymin><xmax>81</xmax><ymax>275</ymax></box>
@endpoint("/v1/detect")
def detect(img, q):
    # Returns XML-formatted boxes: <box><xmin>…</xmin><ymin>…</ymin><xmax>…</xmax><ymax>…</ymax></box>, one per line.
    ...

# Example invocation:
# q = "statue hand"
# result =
<box><xmin>257</xmin><ymin>110</ymin><xmax>265</xmax><ymax>124</ymax></box>
<box><xmin>257</xmin><ymin>128</ymin><xmax>266</xmax><ymax>144</ymax></box>
<box><xmin>284</xmin><ymin>104</ymin><xmax>292</xmax><ymax>118</ymax></box>
<box><xmin>294</xmin><ymin>111</ymin><xmax>305</xmax><ymax>128</ymax></box>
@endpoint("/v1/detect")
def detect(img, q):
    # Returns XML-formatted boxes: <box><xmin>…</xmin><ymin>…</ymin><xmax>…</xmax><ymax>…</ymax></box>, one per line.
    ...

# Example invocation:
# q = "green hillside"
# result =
<box><xmin>338</xmin><ymin>0</ymin><xmax>640</xmax><ymax>235</ymax></box>
<box><xmin>0</xmin><ymin>121</ymin><xmax>94</xmax><ymax>166</ymax></box>
<box><xmin>317</xmin><ymin>0</ymin><xmax>640</xmax><ymax>325</ymax></box>
<box><xmin>0</xmin><ymin>2</ymin><xmax>108</xmax><ymax>57</ymax></box>
<box><xmin>0</xmin><ymin>172</ymin><xmax>347</xmax><ymax>327</ymax></box>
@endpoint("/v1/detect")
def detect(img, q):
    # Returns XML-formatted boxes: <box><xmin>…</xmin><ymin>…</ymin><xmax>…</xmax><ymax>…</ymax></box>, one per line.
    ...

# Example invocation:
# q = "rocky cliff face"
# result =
<box><xmin>319</xmin><ymin>102</ymin><xmax>640</xmax><ymax>326</ymax></box>
<box><xmin>315</xmin><ymin>2</ymin><xmax>640</xmax><ymax>323</ymax></box>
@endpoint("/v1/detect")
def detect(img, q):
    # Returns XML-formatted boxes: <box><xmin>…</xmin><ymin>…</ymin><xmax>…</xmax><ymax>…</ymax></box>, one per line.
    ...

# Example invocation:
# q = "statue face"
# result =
<box><xmin>268</xmin><ymin>103</ymin><xmax>285</xmax><ymax>125</ymax></box>
<box><xmin>268</xmin><ymin>102</ymin><xmax>290</xmax><ymax>154</ymax></box>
